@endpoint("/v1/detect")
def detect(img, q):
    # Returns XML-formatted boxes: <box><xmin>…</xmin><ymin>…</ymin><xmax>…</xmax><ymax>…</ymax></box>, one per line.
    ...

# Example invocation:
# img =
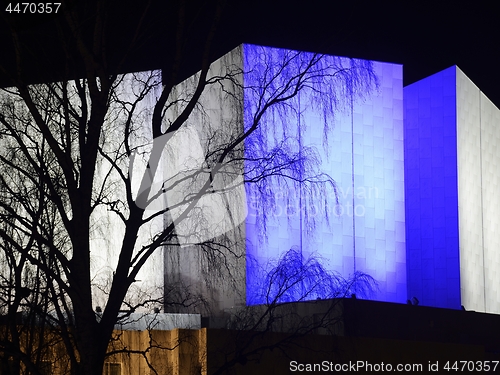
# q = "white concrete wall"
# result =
<box><xmin>480</xmin><ymin>92</ymin><xmax>500</xmax><ymax>313</ymax></box>
<box><xmin>456</xmin><ymin>67</ymin><xmax>500</xmax><ymax>314</ymax></box>
<box><xmin>162</xmin><ymin>46</ymin><xmax>246</xmax><ymax>314</ymax></box>
<box><xmin>457</xmin><ymin>67</ymin><xmax>485</xmax><ymax>312</ymax></box>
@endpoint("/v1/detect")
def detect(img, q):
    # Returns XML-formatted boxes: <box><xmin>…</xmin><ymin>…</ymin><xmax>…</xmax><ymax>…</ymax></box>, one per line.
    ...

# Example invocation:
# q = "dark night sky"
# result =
<box><xmin>1</xmin><ymin>1</ymin><xmax>499</xmax><ymax>106</ymax></box>
<box><xmin>237</xmin><ymin>2</ymin><xmax>500</xmax><ymax>106</ymax></box>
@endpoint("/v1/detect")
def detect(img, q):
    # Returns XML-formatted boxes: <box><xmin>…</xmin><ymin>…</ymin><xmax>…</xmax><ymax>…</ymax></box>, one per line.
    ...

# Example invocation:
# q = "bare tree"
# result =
<box><xmin>0</xmin><ymin>1</ymin><xmax>378</xmax><ymax>374</ymax></box>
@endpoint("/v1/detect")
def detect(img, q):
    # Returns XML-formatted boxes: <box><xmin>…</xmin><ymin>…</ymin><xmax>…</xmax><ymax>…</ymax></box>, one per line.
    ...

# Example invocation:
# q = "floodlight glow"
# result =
<box><xmin>403</xmin><ymin>66</ymin><xmax>461</xmax><ymax>310</ymax></box>
<box><xmin>244</xmin><ymin>44</ymin><xmax>405</xmax><ymax>305</ymax></box>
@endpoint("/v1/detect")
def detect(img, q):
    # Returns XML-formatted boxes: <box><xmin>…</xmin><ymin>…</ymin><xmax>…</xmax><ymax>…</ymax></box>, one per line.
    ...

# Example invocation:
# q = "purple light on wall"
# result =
<box><xmin>243</xmin><ymin>44</ymin><xmax>405</xmax><ymax>306</ymax></box>
<box><xmin>404</xmin><ymin>66</ymin><xmax>461</xmax><ymax>310</ymax></box>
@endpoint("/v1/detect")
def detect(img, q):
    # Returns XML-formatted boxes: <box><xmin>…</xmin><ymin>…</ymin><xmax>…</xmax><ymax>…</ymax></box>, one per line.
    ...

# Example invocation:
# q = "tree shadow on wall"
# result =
<box><xmin>248</xmin><ymin>247</ymin><xmax>378</xmax><ymax>305</ymax></box>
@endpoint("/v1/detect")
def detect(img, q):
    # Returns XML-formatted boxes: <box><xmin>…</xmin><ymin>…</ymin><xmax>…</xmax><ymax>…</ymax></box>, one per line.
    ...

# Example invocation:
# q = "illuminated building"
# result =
<box><xmin>243</xmin><ymin>45</ymin><xmax>406</xmax><ymax>305</ymax></box>
<box><xmin>165</xmin><ymin>44</ymin><xmax>500</xmax><ymax>315</ymax></box>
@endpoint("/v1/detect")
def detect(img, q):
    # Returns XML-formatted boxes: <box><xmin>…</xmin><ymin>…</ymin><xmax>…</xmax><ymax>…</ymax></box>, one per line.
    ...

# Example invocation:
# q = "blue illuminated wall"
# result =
<box><xmin>404</xmin><ymin>66</ymin><xmax>461</xmax><ymax>310</ymax></box>
<box><xmin>244</xmin><ymin>45</ymin><xmax>406</xmax><ymax>305</ymax></box>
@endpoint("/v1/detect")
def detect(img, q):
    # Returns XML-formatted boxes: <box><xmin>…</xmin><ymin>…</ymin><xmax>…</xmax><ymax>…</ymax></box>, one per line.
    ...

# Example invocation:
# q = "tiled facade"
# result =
<box><xmin>166</xmin><ymin>44</ymin><xmax>500</xmax><ymax>314</ymax></box>
<box><xmin>404</xmin><ymin>66</ymin><xmax>461</xmax><ymax>309</ymax></box>
<box><xmin>405</xmin><ymin>66</ymin><xmax>500</xmax><ymax>314</ymax></box>
<box><xmin>244</xmin><ymin>45</ymin><xmax>406</xmax><ymax>304</ymax></box>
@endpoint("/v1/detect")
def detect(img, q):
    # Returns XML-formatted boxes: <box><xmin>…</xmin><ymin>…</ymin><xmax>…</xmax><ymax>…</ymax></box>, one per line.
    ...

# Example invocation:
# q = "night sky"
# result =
<box><xmin>1</xmin><ymin>1</ymin><xmax>499</xmax><ymax>106</ymax></box>
<box><xmin>237</xmin><ymin>2</ymin><xmax>500</xmax><ymax>106</ymax></box>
